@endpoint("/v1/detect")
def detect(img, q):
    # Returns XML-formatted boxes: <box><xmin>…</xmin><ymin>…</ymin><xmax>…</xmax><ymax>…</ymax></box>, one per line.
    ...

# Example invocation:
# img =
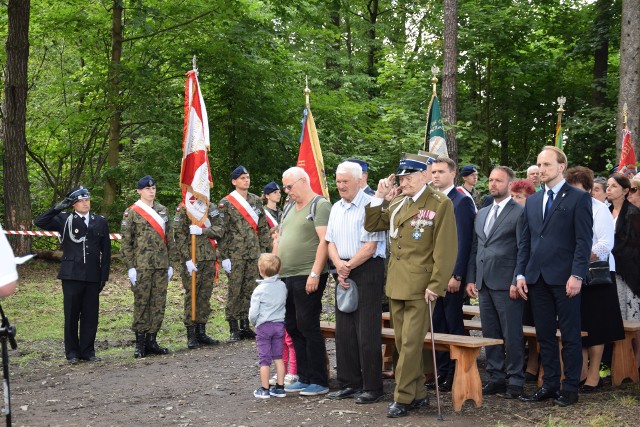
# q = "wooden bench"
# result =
<box><xmin>321</xmin><ymin>320</ymin><xmax>503</xmax><ymax>412</ymax></box>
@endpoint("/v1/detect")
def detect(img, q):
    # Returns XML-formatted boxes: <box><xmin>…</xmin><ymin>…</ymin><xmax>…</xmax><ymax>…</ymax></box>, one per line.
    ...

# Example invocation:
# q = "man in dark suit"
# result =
<box><xmin>466</xmin><ymin>166</ymin><xmax>525</xmax><ymax>399</ymax></box>
<box><xmin>516</xmin><ymin>146</ymin><xmax>593</xmax><ymax>407</ymax></box>
<box><xmin>365</xmin><ymin>153</ymin><xmax>457</xmax><ymax>418</ymax></box>
<box><xmin>429</xmin><ymin>157</ymin><xmax>476</xmax><ymax>390</ymax></box>
<box><xmin>35</xmin><ymin>186</ymin><xmax>111</xmax><ymax>363</ymax></box>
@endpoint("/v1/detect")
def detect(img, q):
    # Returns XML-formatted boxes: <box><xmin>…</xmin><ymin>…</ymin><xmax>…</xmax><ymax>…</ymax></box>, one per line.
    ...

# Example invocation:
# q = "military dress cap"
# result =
<box><xmin>137</xmin><ymin>175</ymin><xmax>156</xmax><ymax>189</ymax></box>
<box><xmin>231</xmin><ymin>165</ymin><xmax>249</xmax><ymax>179</ymax></box>
<box><xmin>460</xmin><ymin>164</ymin><xmax>478</xmax><ymax>177</ymax></box>
<box><xmin>345</xmin><ymin>158</ymin><xmax>369</xmax><ymax>172</ymax></box>
<box><xmin>417</xmin><ymin>150</ymin><xmax>439</xmax><ymax>164</ymax></box>
<box><xmin>396</xmin><ymin>153</ymin><xmax>428</xmax><ymax>176</ymax></box>
<box><xmin>67</xmin><ymin>185</ymin><xmax>90</xmax><ymax>202</ymax></box>
<box><xmin>263</xmin><ymin>181</ymin><xmax>280</xmax><ymax>195</ymax></box>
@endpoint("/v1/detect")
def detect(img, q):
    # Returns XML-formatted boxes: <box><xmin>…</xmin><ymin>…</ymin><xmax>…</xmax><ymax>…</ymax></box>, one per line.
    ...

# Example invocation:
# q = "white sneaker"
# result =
<box><xmin>269</xmin><ymin>374</ymin><xmax>277</xmax><ymax>386</ymax></box>
<box><xmin>284</xmin><ymin>374</ymin><xmax>298</xmax><ymax>385</ymax></box>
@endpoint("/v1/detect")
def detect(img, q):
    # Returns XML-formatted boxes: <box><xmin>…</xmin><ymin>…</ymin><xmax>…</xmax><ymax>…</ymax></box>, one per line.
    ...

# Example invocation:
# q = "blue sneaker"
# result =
<box><xmin>299</xmin><ymin>384</ymin><xmax>329</xmax><ymax>396</ymax></box>
<box><xmin>285</xmin><ymin>381</ymin><xmax>310</xmax><ymax>392</ymax></box>
<box><xmin>269</xmin><ymin>386</ymin><xmax>286</xmax><ymax>398</ymax></box>
<box><xmin>253</xmin><ymin>387</ymin><xmax>270</xmax><ymax>399</ymax></box>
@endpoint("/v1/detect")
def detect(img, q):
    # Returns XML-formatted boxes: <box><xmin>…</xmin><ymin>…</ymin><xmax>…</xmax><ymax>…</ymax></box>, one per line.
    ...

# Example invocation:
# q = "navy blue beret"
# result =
<box><xmin>231</xmin><ymin>165</ymin><xmax>249</xmax><ymax>180</ymax></box>
<box><xmin>137</xmin><ymin>175</ymin><xmax>156</xmax><ymax>189</ymax></box>
<box><xmin>263</xmin><ymin>181</ymin><xmax>280</xmax><ymax>195</ymax></box>
<box><xmin>460</xmin><ymin>165</ymin><xmax>478</xmax><ymax>177</ymax></box>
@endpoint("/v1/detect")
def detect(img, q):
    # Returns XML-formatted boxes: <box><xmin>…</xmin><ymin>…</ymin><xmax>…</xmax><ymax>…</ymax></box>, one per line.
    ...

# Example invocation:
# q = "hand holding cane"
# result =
<box><xmin>426</xmin><ymin>291</ymin><xmax>444</xmax><ymax>421</ymax></box>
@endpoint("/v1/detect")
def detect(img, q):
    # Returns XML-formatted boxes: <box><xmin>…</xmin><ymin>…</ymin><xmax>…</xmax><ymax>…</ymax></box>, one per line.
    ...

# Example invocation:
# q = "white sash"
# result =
<box><xmin>264</xmin><ymin>209</ymin><xmax>278</xmax><ymax>227</ymax></box>
<box><xmin>227</xmin><ymin>190</ymin><xmax>259</xmax><ymax>224</ymax></box>
<box><xmin>134</xmin><ymin>200</ymin><xmax>166</xmax><ymax>233</ymax></box>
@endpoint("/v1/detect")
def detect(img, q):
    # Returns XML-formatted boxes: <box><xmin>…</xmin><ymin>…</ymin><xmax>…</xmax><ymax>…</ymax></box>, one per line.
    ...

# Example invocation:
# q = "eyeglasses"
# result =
<box><xmin>631</xmin><ymin>187</ymin><xmax>639</xmax><ymax>194</ymax></box>
<box><xmin>283</xmin><ymin>177</ymin><xmax>303</xmax><ymax>192</ymax></box>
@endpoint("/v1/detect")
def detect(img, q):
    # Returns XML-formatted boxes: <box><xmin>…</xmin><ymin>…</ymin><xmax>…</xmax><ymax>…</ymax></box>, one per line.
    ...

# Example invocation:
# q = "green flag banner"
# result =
<box><xmin>426</xmin><ymin>95</ymin><xmax>448</xmax><ymax>158</ymax></box>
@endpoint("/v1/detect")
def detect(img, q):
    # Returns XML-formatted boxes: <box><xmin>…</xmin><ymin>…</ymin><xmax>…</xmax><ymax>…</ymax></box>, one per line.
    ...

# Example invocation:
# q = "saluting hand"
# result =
<box><xmin>375</xmin><ymin>174</ymin><xmax>396</xmax><ymax>199</ymax></box>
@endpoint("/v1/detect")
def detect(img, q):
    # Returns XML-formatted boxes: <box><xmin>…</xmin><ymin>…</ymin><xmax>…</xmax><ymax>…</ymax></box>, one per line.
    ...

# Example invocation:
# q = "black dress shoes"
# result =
<box><xmin>519</xmin><ymin>387</ymin><xmax>560</xmax><ymax>402</ymax></box>
<box><xmin>503</xmin><ymin>385</ymin><xmax>524</xmax><ymax>399</ymax></box>
<box><xmin>554</xmin><ymin>391</ymin><xmax>579</xmax><ymax>407</ymax></box>
<box><xmin>387</xmin><ymin>402</ymin><xmax>409</xmax><ymax>418</ymax></box>
<box><xmin>580</xmin><ymin>378</ymin><xmax>603</xmax><ymax>393</ymax></box>
<box><xmin>409</xmin><ymin>396</ymin><xmax>429</xmax><ymax>410</ymax></box>
<box><xmin>82</xmin><ymin>356</ymin><xmax>102</xmax><ymax>362</ymax></box>
<box><xmin>355</xmin><ymin>390</ymin><xmax>384</xmax><ymax>404</ymax></box>
<box><xmin>482</xmin><ymin>381</ymin><xmax>506</xmax><ymax>395</ymax></box>
<box><xmin>327</xmin><ymin>387</ymin><xmax>361</xmax><ymax>400</ymax></box>
<box><xmin>67</xmin><ymin>357</ymin><xmax>79</xmax><ymax>364</ymax></box>
<box><xmin>438</xmin><ymin>376</ymin><xmax>454</xmax><ymax>392</ymax></box>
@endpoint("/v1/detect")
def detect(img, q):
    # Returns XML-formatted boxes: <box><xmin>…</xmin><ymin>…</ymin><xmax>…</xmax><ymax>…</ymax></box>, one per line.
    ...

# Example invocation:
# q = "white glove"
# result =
<box><xmin>168</xmin><ymin>266</ymin><xmax>174</xmax><ymax>281</ymax></box>
<box><xmin>222</xmin><ymin>259</ymin><xmax>231</xmax><ymax>274</ymax></box>
<box><xmin>189</xmin><ymin>225</ymin><xmax>203</xmax><ymax>235</ymax></box>
<box><xmin>128</xmin><ymin>268</ymin><xmax>137</xmax><ymax>286</ymax></box>
<box><xmin>186</xmin><ymin>260</ymin><xmax>197</xmax><ymax>276</ymax></box>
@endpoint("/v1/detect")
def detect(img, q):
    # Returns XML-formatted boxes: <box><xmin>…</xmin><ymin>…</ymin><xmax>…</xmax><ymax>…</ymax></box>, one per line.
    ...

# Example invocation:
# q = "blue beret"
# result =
<box><xmin>460</xmin><ymin>165</ymin><xmax>478</xmax><ymax>177</ymax></box>
<box><xmin>263</xmin><ymin>181</ymin><xmax>280</xmax><ymax>195</ymax></box>
<box><xmin>231</xmin><ymin>165</ymin><xmax>249</xmax><ymax>180</ymax></box>
<box><xmin>67</xmin><ymin>185</ymin><xmax>90</xmax><ymax>202</ymax></box>
<box><xmin>345</xmin><ymin>158</ymin><xmax>368</xmax><ymax>172</ymax></box>
<box><xmin>137</xmin><ymin>175</ymin><xmax>156</xmax><ymax>189</ymax></box>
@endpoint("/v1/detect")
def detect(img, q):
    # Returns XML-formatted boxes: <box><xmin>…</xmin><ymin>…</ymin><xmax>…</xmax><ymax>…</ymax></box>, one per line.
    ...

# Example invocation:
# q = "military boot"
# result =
<box><xmin>145</xmin><ymin>333</ymin><xmax>169</xmax><ymax>355</ymax></box>
<box><xmin>186</xmin><ymin>325</ymin><xmax>200</xmax><ymax>349</ymax></box>
<box><xmin>134</xmin><ymin>332</ymin><xmax>146</xmax><ymax>358</ymax></box>
<box><xmin>240</xmin><ymin>319</ymin><xmax>256</xmax><ymax>340</ymax></box>
<box><xmin>228</xmin><ymin>319</ymin><xmax>241</xmax><ymax>341</ymax></box>
<box><xmin>196</xmin><ymin>323</ymin><xmax>219</xmax><ymax>345</ymax></box>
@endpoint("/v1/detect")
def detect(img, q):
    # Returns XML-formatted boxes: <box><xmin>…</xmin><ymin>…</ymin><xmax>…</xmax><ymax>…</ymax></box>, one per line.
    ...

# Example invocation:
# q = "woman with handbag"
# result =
<box><xmin>566</xmin><ymin>167</ymin><xmax>624</xmax><ymax>392</ymax></box>
<box><xmin>607</xmin><ymin>173</ymin><xmax>640</xmax><ymax>370</ymax></box>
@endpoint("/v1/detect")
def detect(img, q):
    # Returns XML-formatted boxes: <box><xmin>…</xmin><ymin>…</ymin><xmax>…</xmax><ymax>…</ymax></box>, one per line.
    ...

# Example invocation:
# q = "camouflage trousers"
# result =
<box><xmin>131</xmin><ymin>269</ymin><xmax>168</xmax><ymax>333</ymax></box>
<box><xmin>181</xmin><ymin>259</ymin><xmax>216</xmax><ymax>325</ymax></box>
<box><xmin>225</xmin><ymin>258</ymin><xmax>259</xmax><ymax>321</ymax></box>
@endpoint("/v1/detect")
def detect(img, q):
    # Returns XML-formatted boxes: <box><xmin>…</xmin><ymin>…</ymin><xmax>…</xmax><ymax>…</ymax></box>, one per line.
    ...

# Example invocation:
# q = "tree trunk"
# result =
<box><xmin>102</xmin><ymin>0</ymin><xmax>124</xmax><ymax>217</ymax></box>
<box><xmin>2</xmin><ymin>0</ymin><xmax>32</xmax><ymax>255</ymax></box>
<box><xmin>366</xmin><ymin>0</ymin><xmax>379</xmax><ymax>80</ymax></box>
<box><xmin>326</xmin><ymin>0</ymin><xmax>341</xmax><ymax>90</ymax></box>
<box><xmin>617</xmin><ymin>0</ymin><xmax>640</xmax><ymax>155</ymax></box>
<box><xmin>592</xmin><ymin>0</ymin><xmax>613</xmax><ymax>107</ymax></box>
<box><xmin>442</xmin><ymin>0</ymin><xmax>458</xmax><ymax>164</ymax></box>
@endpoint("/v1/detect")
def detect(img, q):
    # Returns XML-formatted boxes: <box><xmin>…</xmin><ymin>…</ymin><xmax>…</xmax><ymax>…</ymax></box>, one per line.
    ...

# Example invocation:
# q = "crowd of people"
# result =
<box><xmin>25</xmin><ymin>146</ymin><xmax>640</xmax><ymax>418</ymax></box>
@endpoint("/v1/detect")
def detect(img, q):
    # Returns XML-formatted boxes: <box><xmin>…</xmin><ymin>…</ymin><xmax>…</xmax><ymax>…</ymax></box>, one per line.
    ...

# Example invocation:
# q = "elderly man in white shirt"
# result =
<box><xmin>325</xmin><ymin>161</ymin><xmax>387</xmax><ymax>404</ymax></box>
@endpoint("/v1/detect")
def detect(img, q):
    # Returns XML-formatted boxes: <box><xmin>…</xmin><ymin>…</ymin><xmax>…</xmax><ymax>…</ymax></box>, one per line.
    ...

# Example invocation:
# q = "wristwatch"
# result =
<box><xmin>309</xmin><ymin>272</ymin><xmax>320</xmax><ymax>279</ymax></box>
<box><xmin>452</xmin><ymin>274</ymin><xmax>462</xmax><ymax>282</ymax></box>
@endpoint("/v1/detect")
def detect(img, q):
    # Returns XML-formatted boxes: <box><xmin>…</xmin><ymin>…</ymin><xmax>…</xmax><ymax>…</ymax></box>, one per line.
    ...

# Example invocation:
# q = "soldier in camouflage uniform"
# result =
<box><xmin>121</xmin><ymin>176</ymin><xmax>174</xmax><ymax>358</ymax></box>
<box><xmin>215</xmin><ymin>166</ymin><xmax>272</xmax><ymax>340</ymax></box>
<box><xmin>174</xmin><ymin>202</ymin><xmax>224</xmax><ymax>348</ymax></box>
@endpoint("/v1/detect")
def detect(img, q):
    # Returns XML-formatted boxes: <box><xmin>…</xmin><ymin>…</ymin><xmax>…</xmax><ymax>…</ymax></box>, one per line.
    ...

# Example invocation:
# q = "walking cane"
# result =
<box><xmin>427</xmin><ymin>296</ymin><xmax>444</xmax><ymax>421</ymax></box>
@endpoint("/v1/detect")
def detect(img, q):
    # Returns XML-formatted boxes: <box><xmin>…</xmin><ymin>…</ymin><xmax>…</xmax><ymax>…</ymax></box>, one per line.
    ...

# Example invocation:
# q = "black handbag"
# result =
<box><xmin>586</xmin><ymin>259</ymin><xmax>613</xmax><ymax>286</ymax></box>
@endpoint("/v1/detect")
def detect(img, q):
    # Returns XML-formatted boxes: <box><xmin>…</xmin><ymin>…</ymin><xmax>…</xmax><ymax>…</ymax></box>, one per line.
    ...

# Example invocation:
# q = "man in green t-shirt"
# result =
<box><xmin>277</xmin><ymin>167</ymin><xmax>332</xmax><ymax>397</ymax></box>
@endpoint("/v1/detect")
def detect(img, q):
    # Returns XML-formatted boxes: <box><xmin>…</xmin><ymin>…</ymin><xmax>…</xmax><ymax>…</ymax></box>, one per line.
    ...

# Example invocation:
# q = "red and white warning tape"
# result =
<box><xmin>3</xmin><ymin>230</ymin><xmax>122</xmax><ymax>240</ymax></box>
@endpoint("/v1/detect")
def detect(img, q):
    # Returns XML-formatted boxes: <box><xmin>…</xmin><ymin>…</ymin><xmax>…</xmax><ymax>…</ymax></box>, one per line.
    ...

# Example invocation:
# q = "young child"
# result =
<box><xmin>249</xmin><ymin>253</ymin><xmax>288</xmax><ymax>398</ymax></box>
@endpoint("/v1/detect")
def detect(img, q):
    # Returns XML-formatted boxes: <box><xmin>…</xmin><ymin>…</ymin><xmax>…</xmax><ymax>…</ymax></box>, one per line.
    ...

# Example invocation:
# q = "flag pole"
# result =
<box><xmin>304</xmin><ymin>75</ymin><xmax>310</xmax><ymax>108</ymax></box>
<box><xmin>424</xmin><ymin>65</ymin><xmax>439</xmax><ymax>151</ymax></box>
<box><xmin>555</xmin><ymin>96</ymin><xmax>566</xmax><ymax>149</ymax></box>
<box><xmin>623</xmin><ymin>102</ymin><xmax>628</xmax><ymax>130</ymax></box>
<box><xmin>190</xmin><ymin>55</ymin><xmax>198</xmax><ymax>322</ymax></box>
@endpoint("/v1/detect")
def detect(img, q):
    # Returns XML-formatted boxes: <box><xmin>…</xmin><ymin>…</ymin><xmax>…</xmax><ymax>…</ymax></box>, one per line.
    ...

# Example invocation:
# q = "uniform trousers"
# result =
<box><xmin>284</xmin><ymin>273</ymin><xmax>328</xmax><ymax>387</ymax></box>
<box><xmin>225</xmin><ymin>258</ymin><xmax>259</xmax><ymax>321</ymax></box>
<box><xmin>181</xmin><ymin>259</ymin><xmax>216</xmax><ymax>325</ymax></box>
<box><xmin>132</xmin><ymin>269</ymin><xmax>168</xmax><ymax>333</ymax></box>
<box><xmin>334</xmin><ymin>257</ymin><xmax>384</xmax><ymax>392</ymax></box>
<box><xmin>390</xmin><ymin>297</ymin><xmax>431</xmax><ymax>404</ymax></box>
<box><xmin>529</xmin><ymin>277</ymin><xmax>582</xmax><ymax>392</ymax></box>
<box><xmin>62</xmin><ymin>280</ymin><xmax>100</xmax><ymax>360</ymax></box>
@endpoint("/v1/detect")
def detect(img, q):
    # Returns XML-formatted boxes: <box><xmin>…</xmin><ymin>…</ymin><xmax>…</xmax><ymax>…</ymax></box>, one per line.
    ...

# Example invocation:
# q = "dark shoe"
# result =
<box><xmin>145</xmin><ymin>333</ymin><xmax>169</xmax><ymax>355</ymax></box>
<box><xmin>228</xmin><ymin>319</ymin><xmax>241</xmax><ymax>342</ymax></box>
<box><xmin>503</xmin><ymin>385</ymin><xmax>524</xmax><ymax>399</ymax></box>
<box><xmin>425</xmin><ymin>375</ymin><xmax>446</xmax><ymax>390</ymax></box>
<box><xmin>327</xmin><ymin>387</ymin><xmax>362</xmax><ymax>400</ymax></box>
<box><xmin>482</xmin><ymin>381</ymin><xmax>507</xmax><ymax>395</ymax></box>
<box><xmin>519</xmin><ymin>387</ymin><xmax>560</xmax><ymax>402</ymax></box>
<box><xmin>408</xmin><ymin>396</ymin><xmax>429</xmax><ymax>410</ymax></box>
<box><xmin>81</xmin><ymin>356</ymin><xmax>101</xmax><ymax>362</ymax></box>
<box><xmin>196</xmin><ymin>324</ymin><xmax>219</xmax><ymax>345</ymax></box>
<box><xmin>355</xmin><ymin>391</ymin><xmax>384</xmax><ymax>404</ymax></box>
<box><xmin>68</xmin><ymin>357</ymin><xmax>80</xmax><ymax>364</ymax></box>
<box><xmin>134</xmin><ymin>332</ymin><xmax>146</xmax><ymax>358</ymax></box>
<box><xmin>580</xmin><ymin>378</ymin><xmax>603</xmax><ymax>393</ymax></box>
<box><xmin>239</xmin><ymin>319</ymin><xmax>256</xmax><ymax>340</ymax></box>
<box><xmin>554</xmin><ymin>390</ymin><xmax>579</xmax><ymax>407</ymax></box>
<box><xmin>438</xmin><ymin>376</ymin><xmax>454</xmax><ymax>392</ymax></box>
<box><xmin>187</xmin><ymin>325</ymin><xmax>200</xmax><ymax>349</ymax></box>
<box><xmin>524</xmin><ymin>371</ymin><xmax>538</xmax><ymax>383</ymax></box>
<box><xmin>387</xmin><ymin>402</ymin><xmax>409</xmax><ymax>418</ymax></box>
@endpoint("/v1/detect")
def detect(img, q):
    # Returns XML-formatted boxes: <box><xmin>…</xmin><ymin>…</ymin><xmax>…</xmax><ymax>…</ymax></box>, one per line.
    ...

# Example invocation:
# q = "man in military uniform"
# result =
<box><xmin>215</xmin><ymin>165</ymin><xmax>272</xmax><ymax>340</ymax></box>
<box><xmin>174</xmin><ymin>202</ymin><xmax>223</xmax><ymax>348</ymax></box>
<box><xmin>120</xmin><ymin>176</ymin><xmax>174</xmax><ymax>358</ymax></box>
<box><xmin>35</xmin><ymin>186</ymin><xmax>111</xmax><ymax>363</ymax></box>
<box><xmin>365</xmin><ymin>153</ymin><xmax>457</xmax><ymax>418</ymax></box>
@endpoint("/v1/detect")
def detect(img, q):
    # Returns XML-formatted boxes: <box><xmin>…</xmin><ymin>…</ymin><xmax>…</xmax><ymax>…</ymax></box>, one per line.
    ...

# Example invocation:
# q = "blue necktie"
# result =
<box><xmin>544</xmin><ymin>189</ymin><xmax>554</xmax><ymax>220</ymax></box>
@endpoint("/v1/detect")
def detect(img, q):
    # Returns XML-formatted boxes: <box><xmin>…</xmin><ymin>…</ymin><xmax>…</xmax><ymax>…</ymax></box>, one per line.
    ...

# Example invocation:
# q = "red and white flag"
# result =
<box><xmin>618</xmin><ymin>129</ymin><xmax>637</xmax><ymax>179</ymax></box>
<box><xmin>180</xmin><ymin>69</ymin><xmax>212</xmax><ymax>225</ymax></box>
